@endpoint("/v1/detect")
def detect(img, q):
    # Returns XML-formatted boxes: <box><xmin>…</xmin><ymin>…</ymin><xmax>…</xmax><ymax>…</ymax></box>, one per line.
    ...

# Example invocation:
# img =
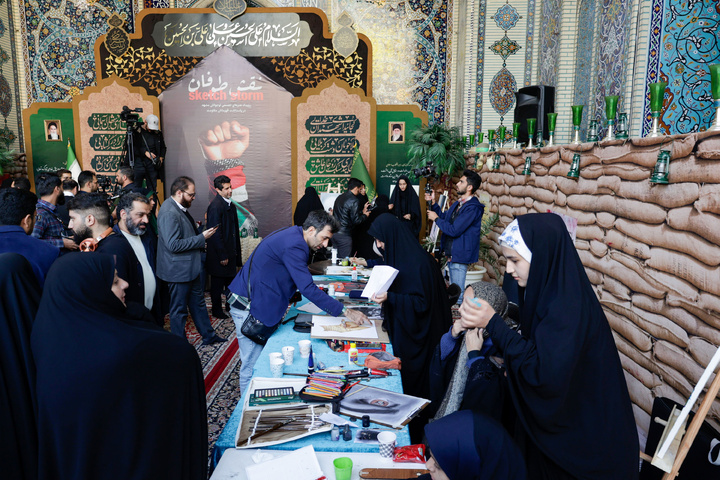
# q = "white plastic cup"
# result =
<box><xmin>282</xmin><ymin>346</ymin><xmax>295</xmax><ymax>365</ymax></box>
<box><xmin>269</xmin><ymin>352</ymin><xmax>282</xmax><ymax>363</ymax></box>
<box><xmin>298</xmin><ymin>339</ymin><xmax>312</xmax><ymax>358</ymax></box>
<box><xmin>331</xmin><ymin>248</ymin><xmax>338</xmax><ymax>264</ymax></box>
<box><xmin>270</xmin><ymin>357</ymin><xmax>285</xmax><ymax>378</ymax></box>
<box><xmin>377</xmin><ymin>431</ymin><xmax>397</xmax><ymax>460</ymax></box>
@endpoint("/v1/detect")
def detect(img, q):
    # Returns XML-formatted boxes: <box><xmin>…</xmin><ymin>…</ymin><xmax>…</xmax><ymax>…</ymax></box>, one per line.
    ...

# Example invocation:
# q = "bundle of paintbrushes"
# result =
<box><xmin>236</xmin><ymin>404</ymin><xmax>332</xmax><ymax>448</ymax></box>
<box><xmin>299</xmin><ymin>372</ymin><xmax>348</xmax><ymax>402</ymax></box>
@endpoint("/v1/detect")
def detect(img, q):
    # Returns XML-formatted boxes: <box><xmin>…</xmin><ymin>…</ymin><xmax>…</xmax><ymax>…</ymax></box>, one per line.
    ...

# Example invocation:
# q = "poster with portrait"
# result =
<box><xmin>388</xmin><ymin>121</ymin><xmax>405</xmax><ymax>144</ymax></box>
<box><xmin>45</xmin><ymin>120</ymin><xmax>62</xmax><ymax>141</ymax></box>
<box><xmin>339</xmin><ymin>385</ymin><xmax>428</xmax><ymax>428</ymax></box>
<box><xmin>159</xmin><ymin>46</ymin><xmax>292</xmax><ymax>236</ymax></box>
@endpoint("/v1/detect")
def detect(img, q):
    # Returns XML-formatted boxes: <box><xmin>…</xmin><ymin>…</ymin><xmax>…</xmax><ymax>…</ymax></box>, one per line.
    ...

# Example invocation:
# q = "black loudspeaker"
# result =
<box><xmin>513</xmin><ymin>85</ymin><xmax>555</xmax><ymax>145</ymax></box>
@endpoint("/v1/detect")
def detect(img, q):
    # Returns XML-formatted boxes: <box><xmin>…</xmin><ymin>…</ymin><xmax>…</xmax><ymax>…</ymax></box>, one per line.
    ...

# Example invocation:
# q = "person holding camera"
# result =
<box><xmin>134</xmin><ymin>114</ymin><xmax>166</xmax><ymax>193</ymax></box>
<box><xmin>425</xmin><ymin>169</ymin><xmax>484</xmax><ymax>303</ymax></box>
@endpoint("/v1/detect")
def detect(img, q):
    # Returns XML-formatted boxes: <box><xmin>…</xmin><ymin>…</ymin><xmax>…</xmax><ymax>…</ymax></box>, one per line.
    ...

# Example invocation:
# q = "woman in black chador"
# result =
<box><xmin>368</xmin><ymin>214</ymin><xmax>451</xmax><ymax>440</ymax></box>
<box><xmin>293</xmin><ymin>186</ymin><xmax>324</xmax><ymax>226</ymax></box>
<box><xmin>0</xmin><ymin>254</ymin><xmax>41</xmax><ymax>480</ymax></box>
<box><xmin>459</xmin><ymin>213</ymin><xmax>638</xmax><ymax>479</ymax></box>
<box><xmin>389</xmin><ymin>175</ymin><xmax>421</xmax><ymax>237</ymax></box>
<box><xmin>32</xmin><ymin>253</ymin><xmax>208</xmax><ymax>480</ymax></box>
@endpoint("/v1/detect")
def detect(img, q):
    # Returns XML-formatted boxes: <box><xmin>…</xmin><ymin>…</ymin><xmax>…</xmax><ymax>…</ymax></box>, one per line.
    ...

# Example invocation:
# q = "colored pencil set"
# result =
<box><xmin>302</xmin><ymin>373</ymin><xmax>347</xmax><ymax>399</ymax></box>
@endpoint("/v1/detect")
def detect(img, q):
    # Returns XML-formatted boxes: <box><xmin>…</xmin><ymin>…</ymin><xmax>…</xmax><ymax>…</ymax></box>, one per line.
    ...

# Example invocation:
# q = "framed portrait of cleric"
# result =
<box><xmin>388</xmin><ymin>122</ymin><xmax>405</xmax><ymax>144</ymax></box>
<box><xmin>45</xmin><ymin>120</ymin><xmax>63</xmax><ymax>142</ymax></box>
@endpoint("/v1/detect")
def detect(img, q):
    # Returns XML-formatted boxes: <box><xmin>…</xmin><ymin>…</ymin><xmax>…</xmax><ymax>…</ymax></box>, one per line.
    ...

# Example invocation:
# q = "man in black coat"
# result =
<box><xmin>332</xmin><ymin>177</ymin><xmax>369</xmax><ymax>257</ymax></box>
<box><xmin>206</xmin><ymin>175</ymin><xmax>241</xmax><ymax>319</ymax></box>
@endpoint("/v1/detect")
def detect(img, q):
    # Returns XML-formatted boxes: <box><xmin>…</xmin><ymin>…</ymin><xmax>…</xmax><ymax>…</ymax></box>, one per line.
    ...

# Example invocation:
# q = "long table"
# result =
<box><xmin>211</xmin><ymin>279</ymin><xmax>411</xmax><ymax>468</ymax></box>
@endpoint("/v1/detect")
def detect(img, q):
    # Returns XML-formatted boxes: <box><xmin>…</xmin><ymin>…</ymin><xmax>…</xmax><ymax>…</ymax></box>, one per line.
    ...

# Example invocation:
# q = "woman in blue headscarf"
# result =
<box><xmin>422</xmin><ymin>410</ymin><xmax>526</xmax><ymax>480</ymax></box>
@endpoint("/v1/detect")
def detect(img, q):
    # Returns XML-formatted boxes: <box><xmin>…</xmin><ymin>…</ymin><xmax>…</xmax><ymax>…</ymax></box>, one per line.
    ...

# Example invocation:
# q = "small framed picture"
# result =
<box><xmin>388</xmin><ymin>121</ymin><xmax>405</xmax><ymax>144</ymax></box>
<box><xmin>45</xmin><ymin>120</ymin><xmax>62</xmax><ymax>142</ymax></box>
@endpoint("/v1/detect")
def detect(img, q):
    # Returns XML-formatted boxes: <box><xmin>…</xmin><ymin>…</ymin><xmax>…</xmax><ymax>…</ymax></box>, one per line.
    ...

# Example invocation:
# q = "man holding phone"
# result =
<box><xmin>157</xmin><ymin>176</ymin><xmax>226</xmax><ymax>345</ymax></box>
<box><xmin>206</xmin><ymin>174</ymin><xmax>242</xmax><ymax>319</ymax></box>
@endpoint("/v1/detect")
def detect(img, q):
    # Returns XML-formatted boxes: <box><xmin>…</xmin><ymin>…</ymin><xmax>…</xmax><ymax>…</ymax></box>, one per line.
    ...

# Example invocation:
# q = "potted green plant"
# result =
<box><xmin>0</xmin><ymin>147</ymin><xmax>16</xmax><ymax>177</ymax></box>
<box><xmin>407</xmin><ymin>123</ymin><xmax>467</xmax><ymax>189</ymax></box>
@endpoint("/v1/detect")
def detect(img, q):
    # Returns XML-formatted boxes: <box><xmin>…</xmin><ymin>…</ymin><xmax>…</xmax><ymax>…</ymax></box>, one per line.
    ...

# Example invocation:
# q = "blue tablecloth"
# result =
<box><xmin>211</xmin><ymin>278</ymin><xmax>411</xmax><ymax>468</ymax></box>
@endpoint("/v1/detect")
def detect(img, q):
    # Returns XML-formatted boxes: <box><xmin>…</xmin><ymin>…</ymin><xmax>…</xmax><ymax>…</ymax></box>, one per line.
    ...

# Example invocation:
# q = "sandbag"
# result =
<box><xmin>580</xmin><ymin>250</ymin><xmax>665</xmax><ymax>299</ymax></box>
<box><xmin>614</xmin><ymin>218</ymin><xmax>720</xmax><ymax>266</ymax></box>
<box><xmin>604</xmin><ymin>230</ymin><xmax>650</xmax><ymax>259</ymax></box>
<box><xmin>665</xmin><ymin>155</ymin><xmax>720</xmax><ymax>183</ymax></box>
<box><xmin>601</xmin><ymin>298</ymin><xmax>689</xmax><ymax>348</ymax></box>
<box><xmin>619</xmin><ymin>351</ymin><xmax>661</xmax><ymax>389</ymax></box>
<box><xmin>632</xmin><ymin>293</ymin><xmax>720</xmax><ymax>345</ymax></box>
<box><xmin>583</xmin><ymin>163</ymin><xmax>650</xmax><ymax>181</ymax></box>
<box><xmin>646</xmin><ymin>247</ymin><xmax>720</xmax><ymax>297</ymax></box>
<box><xmin>624</xmin><ymin>370</ymin><xmax>654</xmax><ymax>415</ymax></box>
<box><xmin>694</xmin><ymin>184</ymin><xmax>720</xmax><ymax>214</ymax></box>
<box><xmin>617</xmin><ymin>181</ymin><xmax>699</xmax><ymax>209</ymax></box>
<box><xmin>605</xmin><ymin>310</ymin><xmax>653</xmax><ymax>352</ymax></box>
<box><xmin>667</xmin><ymin>206</ymin><xmax>720</xmax><ymax>245</ymax></box>
<box><xmin>566</xmin><ymin>194</ymin><xmax>667</xmax><ymax>224</ymax></box>
<box><xmin>595</xmin><ymin>211</ymin><xmax>616</xmax><ymax>229</ymax></box>
<box><xmin>613</xmin><ymin>330</ymin><xmax>656</xmax><ymax>371</ymax></box>
<box><xmin>688</xmin><ymin>337</ymin><xmax>719</xmax><ymax>368</ymax></box>
<box><xmin>654</xmin><ymin>340</ymin><xmax>705</xmax><ymax>386</ymax></box>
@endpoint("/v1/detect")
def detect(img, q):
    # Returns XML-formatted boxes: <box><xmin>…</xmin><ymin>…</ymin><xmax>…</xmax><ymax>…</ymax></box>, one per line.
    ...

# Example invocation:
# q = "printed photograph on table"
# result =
<box><xmin>45</xmin><ymin>120</ymin><xmax>62</xmax><ymax>141</ymax></box>
<box><xmin>388</xmin><ymin>122</ymin><xmax>405</xmax><ymax>143</ymax></box>
<box><xmin>338</xmin><ymin>384</ymin><xmax>428</xmax><ymax>428</ymax></box>
<box><xmin>311</xmin><ymin>316</ymin><xmax>379</xmax><ymax>340</ymax></box>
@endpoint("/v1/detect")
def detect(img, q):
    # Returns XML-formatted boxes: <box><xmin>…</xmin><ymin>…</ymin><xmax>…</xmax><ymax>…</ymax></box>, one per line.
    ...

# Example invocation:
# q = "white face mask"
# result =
<box><xmin>373</xmin><ymin>241</ymin><xmax>383</xmax><ymax>258</ymax></box>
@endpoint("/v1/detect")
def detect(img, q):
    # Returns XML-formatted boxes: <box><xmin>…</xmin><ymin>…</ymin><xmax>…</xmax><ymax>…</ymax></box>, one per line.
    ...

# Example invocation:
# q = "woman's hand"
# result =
<box><xmin>451</xmin><ymin>320</ymin><xmax>467</xmax><ymax>338</ymax></box>
<box><xmin>465</xmin><ymin>328</ymin><xmax>484</xmax><ymax>352</ymax></box>
<box><xmin>459</xmin><ymin>297</ymin><xmax>496</xmax><ymax>330</ymax></box>
<box><xmin>403</xmin><ymin>213</ymin><xmax>411</xmax><ymax>220</ymax></box>
<box><xmin>371</xmin><ymin>292</ymin><xmax>388</xmax><ymax>304</ymax></box>
<box><xmin>350</xmin><ymin>257</ymin><xmax>367</xmax><ymax>267</ymax></box>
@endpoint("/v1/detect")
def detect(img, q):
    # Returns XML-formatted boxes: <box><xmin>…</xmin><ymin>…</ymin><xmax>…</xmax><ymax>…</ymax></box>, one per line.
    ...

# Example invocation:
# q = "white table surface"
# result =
<box><xmin>211</xmin><ymin>448</ymin><xmax>427</xmax><ymax>480</ymax></box>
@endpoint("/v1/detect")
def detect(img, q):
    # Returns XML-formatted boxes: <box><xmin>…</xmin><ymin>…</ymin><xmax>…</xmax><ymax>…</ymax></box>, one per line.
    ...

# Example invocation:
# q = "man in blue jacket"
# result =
<box><xmin>228</xmin><ymin>209</ymin><xmax>370</xmax><ymax>394</ymax></box>
<box><xmin>0</xmin><ymin>187</ymin><xmax>59</xmax><ymax>286</ymax></box>
<box><xmin>425</xmin><ymin>169</ymin><xmax>484</xmax><ymax>303</ymax></box>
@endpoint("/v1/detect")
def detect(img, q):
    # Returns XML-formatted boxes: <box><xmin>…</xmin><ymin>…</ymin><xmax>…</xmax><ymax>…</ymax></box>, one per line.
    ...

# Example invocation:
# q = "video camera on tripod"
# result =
<box><xmin>119</xmin><ymin>106</ymin><xmax>143</xmax><ymax>168</ymax></box>
<box><xmin>412</xmin><ymin>163</ymin><xmax>437</xmax><ymax>194</ymax></box>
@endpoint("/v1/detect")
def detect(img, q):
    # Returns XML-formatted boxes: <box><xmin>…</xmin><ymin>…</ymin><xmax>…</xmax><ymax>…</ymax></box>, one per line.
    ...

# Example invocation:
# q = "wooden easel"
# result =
<box><xmin>641</xmin><ymin>345</ymin><xmax>720</xmax><ymax>478</ymax></box>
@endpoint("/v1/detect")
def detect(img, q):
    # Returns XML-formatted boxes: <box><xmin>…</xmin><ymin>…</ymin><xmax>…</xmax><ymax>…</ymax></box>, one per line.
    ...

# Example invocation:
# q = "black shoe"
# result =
<box><xmin>212</xmin><ymin>310</ymin><xmax>229</xmax><ymax>320</ymax></box>
<box><xmin>202</xmin><ymin>334</ymin><xmax>228</xmax><ymax>345</ymax></box>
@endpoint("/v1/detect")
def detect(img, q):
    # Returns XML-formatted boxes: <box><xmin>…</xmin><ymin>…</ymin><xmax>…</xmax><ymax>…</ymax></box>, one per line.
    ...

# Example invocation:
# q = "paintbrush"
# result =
<box><xmin>236</xmin><ymin>416</ymin><xmax>296</xmax><ymax>446</ymax></box>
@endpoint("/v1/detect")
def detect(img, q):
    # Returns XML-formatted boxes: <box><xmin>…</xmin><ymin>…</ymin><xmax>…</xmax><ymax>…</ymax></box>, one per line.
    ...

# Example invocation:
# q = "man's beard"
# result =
<box><xmin>72</xmin><ymin>224</ymin><xmax>92</xmax><ymax>244</ymax></box>
<box><xmin>180</xmin><ymin>197</ymin><xmax>192</xmax><ymax>208</ymax></box>
<box><xmin>126</xmin><ymin>217</ymin><xmax>147</xmax><ymax>236</ymax></box>
<box><xmin>56</xmin><ymin>193</ymin><xmax>66</xmax><ymax>205</ymax></box>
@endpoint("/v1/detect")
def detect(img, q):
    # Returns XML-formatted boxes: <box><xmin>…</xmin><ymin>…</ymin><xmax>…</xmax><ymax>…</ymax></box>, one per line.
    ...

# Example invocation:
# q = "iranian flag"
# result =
<box><xmin>67</xmin><ymin>140</ymin><xmax>81</xmax><ymax>180</ymax></box>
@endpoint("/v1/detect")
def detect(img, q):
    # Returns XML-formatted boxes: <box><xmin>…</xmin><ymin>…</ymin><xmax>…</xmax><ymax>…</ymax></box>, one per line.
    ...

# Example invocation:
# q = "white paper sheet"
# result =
<box><xmin>361</xmin><ymin>265</ymin><xmax>399</xmax><ymax>299</ymax></box>
<box><xmin>297</xmin><ymin>302</ymin><xmax>323</xmax><ymax>314</ymax></box>
<box><xmin>245</xmin><ymin>445</ymin><xmax>323</xmax><ymax>480</ymax></box>
<box><xmin>310</xmin><ymin>315</ymin><xmax>379</xmax><ymax>340</ymax></box>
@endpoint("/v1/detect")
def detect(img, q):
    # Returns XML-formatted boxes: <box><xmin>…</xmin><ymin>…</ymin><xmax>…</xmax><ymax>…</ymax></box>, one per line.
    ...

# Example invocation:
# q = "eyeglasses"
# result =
<box><xmin>182</xmin><ymin>190</ymin><xmax>196</xmax><ymax>198</ymax></box>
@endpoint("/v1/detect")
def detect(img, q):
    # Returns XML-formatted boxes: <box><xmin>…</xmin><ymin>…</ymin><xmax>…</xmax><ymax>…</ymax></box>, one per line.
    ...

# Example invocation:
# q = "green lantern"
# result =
<box><xmin>522</xmin><ymin>155</ymin><xmax>532</xmax><ymax>175</ymax></box>
<box><xmin>650</xmin><ymin>150</ymin><xmax>671</xmax><ymax>184</ymax></box>
<box><xmin>587</xmin><ymin>119</ymin><xmax>599</xmax><ymax>142</ymax></box>
<box><xmin>567</xmin><ymin>153</ymin><xmax>581</xmax><ymax>179</ymax></box>
<box><xmin>616</xmin><ymin>113</ymin><xmax>629</xmax><ymax>140</ymax></box>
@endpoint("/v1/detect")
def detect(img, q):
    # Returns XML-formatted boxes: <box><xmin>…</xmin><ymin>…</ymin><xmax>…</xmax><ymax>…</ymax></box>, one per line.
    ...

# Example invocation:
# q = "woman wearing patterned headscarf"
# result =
<box><xmin>429</xmin><ymin>281</ymin><xmax>514</xmax><ymax>422</ymax></box>
<box><xmin>458</xmin><ymin>213</ymin><xmax>638</xmax><ymax>480</ymax></box>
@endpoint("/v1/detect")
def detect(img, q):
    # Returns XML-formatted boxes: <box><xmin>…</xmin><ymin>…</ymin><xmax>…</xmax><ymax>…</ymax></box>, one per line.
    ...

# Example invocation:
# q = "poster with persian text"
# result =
<box><xmin>159</xmin><ymin>46</ymin><xmax>292</xmax><ymax>236</ymax></box>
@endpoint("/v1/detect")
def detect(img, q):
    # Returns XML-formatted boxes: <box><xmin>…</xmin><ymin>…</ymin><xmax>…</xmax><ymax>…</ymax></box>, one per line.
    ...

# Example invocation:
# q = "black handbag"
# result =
<box><xmin>238</xmin><ymin>228</ymin><xmax>288</xmax><ymax>345</ymax></box>
<box><xmin>240</xmin><ymin>313</ymin><xmax>278</xmax><ymax>346</ymax></box>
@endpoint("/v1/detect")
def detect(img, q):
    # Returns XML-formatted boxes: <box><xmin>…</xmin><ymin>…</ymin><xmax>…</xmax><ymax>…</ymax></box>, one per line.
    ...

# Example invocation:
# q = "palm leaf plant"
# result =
<box><xmin>0</xmin><ymin>147</ymin><xmax>15</xmax><ymax>176</ymax></box>
<box><xmin>407</xmin><ymin>123</ymin><xmax>467</xmax><ymax>188</ymax></box>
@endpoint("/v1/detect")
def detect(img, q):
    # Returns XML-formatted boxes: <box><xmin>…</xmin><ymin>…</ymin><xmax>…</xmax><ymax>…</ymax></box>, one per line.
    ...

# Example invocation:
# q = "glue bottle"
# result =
<box><xmin>348</xmin><ymin>343</ymin><xmax>359</xmax><ymax>365</ymax></box>
<box><xmin>351</xmin><ymin>265</ymin><xmax>358</xmax><ymax>281</ymax></box>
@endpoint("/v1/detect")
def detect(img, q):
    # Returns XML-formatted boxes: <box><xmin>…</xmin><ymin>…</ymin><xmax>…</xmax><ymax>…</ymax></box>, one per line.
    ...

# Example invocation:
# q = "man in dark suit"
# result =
<box><xmin>156</xmin><ymin>176</ymin><xmax>226</xmax><ymax>345</ymax></box>
<box><xmin>332</xmin><ymin>177</ymin><xmax>369</xmax><ymax>257</ymax></box>
<box><xmin>227</xmin><ymin>210</ymin><xmax>370</xmax><ymax>393</ymax></box>
<box><xmin>114</xmin><ymin>192</ymin><xmax>162</xmax><ymax>326</ymax></box>
<box><xmin>206</xmin><ymin>175</ymin><xmax>241</xmax><ymax>319</ymax></box>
